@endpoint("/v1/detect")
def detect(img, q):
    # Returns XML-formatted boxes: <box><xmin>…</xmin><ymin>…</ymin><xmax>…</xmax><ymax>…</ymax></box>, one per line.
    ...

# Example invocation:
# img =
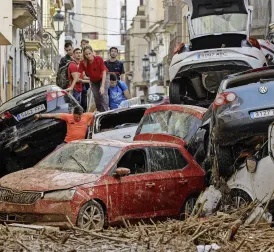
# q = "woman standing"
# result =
<box><xmin>78</xmin><ymin>46</ymin><xmax>109</xmax><ymax>112</ymax></box>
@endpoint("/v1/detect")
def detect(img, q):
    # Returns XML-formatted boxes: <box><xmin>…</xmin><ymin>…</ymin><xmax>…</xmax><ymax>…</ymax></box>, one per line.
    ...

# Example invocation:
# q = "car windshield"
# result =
<box><xmin>36</xmin><ymin>142</ymin><xmax>121</xmax><ymax>174</ymax></box>
<box><xmin>136</xmin><ymin>111</ymin><xmax>202</xmax><ymax>142</ymax></box>
<box><xmin>191</xmin><ymin>14</ymin><xmax>248</xmax><ymax>36</ymax></box>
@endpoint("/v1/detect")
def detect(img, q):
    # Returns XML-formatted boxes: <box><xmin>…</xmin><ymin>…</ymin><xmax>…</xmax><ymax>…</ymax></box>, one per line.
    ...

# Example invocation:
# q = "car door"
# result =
<box><xmin>146</xmin><ymin>147</ymin><xmax>189</xmax><ymax>217</ymax></box>
<box><xmin>108</xmin><ymin>148</ymin><xmax>154</xmax><ymax>221</ymax></box>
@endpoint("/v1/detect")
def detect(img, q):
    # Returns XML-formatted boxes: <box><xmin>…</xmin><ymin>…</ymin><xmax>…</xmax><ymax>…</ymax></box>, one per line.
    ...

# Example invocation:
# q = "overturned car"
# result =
<box><xmin>0</xmin><ymin>86</ymin><xmax>78</xmax><ymax>175</ymax></box>
<box><xmin>169</xmin><ymin>0</ymin><xmax>267</xmax><ymax>106</ymax></box>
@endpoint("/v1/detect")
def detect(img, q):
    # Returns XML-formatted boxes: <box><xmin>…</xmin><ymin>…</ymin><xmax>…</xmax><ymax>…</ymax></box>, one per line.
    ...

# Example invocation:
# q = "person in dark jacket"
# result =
<box><xmin>59</xmin><ymin>42</ymin><xmax>73</xmax><ymax>69</ymax></box>
<box><xmin>104</xmin><ymin>47</ymin><xmax>125</xmax><ymax>81</ymax></box>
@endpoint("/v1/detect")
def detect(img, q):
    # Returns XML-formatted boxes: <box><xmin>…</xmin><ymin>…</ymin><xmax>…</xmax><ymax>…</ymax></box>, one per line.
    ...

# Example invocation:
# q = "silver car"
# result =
<box><xmin>90</xmin><ymin>105</ymin><xmax>152</xmax><ymax>142</ymax></box>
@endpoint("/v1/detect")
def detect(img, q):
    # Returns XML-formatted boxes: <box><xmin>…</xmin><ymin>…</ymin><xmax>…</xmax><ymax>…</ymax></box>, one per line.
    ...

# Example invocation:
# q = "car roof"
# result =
<box><xmin>144</xmin><ymin>104</ymin><xmax>207</xmax><ymax>120</ymax></box>
<box><xmin>71</xmin><ymin>138</ymin><xmax>183</xmax><ymax>149</ymax></box>
<box><xmin>95</xmin><ymin>104</ymin><xmax>152</xmax><ymax>117</ymax></box>
<box><xmin>221</xmin><ymin>67</ymin><xmax>274</xmax><ymax>90</ymax></box>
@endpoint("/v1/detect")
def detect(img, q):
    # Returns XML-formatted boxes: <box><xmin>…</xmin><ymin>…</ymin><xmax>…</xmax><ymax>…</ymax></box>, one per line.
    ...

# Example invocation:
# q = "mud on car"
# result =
<box><xmin>0</xmin><ymin>139</ymin><xmax>205</xmax><ymax>229</ymax></box>
<box><xmin>0</xmin><ymin>85</ymin><xmax>78</xmax><ymax>176</ymax></box>
<box><xmin>210</xmin><ymin>67</ymin><xmax>274</xmax><ymax>178</ymax></box>
<box><xmin>169</xmin><ymin>0</ymin><xmax>268</xmax><ymax>107</ymax></box>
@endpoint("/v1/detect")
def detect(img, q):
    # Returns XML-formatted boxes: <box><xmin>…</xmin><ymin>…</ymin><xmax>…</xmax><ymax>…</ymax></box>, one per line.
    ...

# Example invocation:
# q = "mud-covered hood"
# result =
<box><xmin>184</xmin><ymin>0</ymin><xmax>248</xmax><ymax>18</ymax></box>
<box><xmin>0</xmin><ymin>168</ymin><xmax>100</xmax><ymax>192</ymax></box>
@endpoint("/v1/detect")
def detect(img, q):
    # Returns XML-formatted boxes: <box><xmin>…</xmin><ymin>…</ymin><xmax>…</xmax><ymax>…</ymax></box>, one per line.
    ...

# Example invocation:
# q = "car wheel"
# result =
<box><xmin>169</xmin><ymin>81</ymin><xmax>181</xmax><ymax>104</ymax></box>
<box><xmin>180</xmin><ymin>196</ymin><xmax>198</xmax><ymax>220</ymax></box>
<box><xmin>215</xmin><ymin>144</ymin><xmax>234</xmax><ymax>178</ymax></box>
<box><xmin>77</xmin><ymin>200</ymin><xmax>105</xmax><ymax>230</ymax></box>
<box><xmin>230</xmin><ymin>189</ymin><xmax>252</xmax><ymax>209</ymax></box>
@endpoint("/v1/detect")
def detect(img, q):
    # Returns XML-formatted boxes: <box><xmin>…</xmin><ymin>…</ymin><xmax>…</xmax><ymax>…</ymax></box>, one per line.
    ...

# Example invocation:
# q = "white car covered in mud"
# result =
<box><xmin>169</xmin><ymin>0</ymin><xmax>268</xmax><ymax>106</ymax></box>
<box><xmin>90</xmin><ymin>104</ymin><xmax>152</xmax><ymax>142</ymax></box>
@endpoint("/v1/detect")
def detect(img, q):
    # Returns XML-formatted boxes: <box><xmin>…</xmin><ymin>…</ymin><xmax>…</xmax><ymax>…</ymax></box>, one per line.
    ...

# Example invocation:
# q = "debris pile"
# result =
<box><xmin>1</xmin><ymin>202</ymin><xmax>274</xmax><ymax>252</ymax></box>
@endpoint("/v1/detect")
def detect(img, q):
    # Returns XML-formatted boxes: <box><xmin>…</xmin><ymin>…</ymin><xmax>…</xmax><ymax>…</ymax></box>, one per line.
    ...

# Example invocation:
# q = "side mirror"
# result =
<box><xmin>246</xmin><ymin>157</ymin><xmax>257</xmax><ymax>173</ymax></box>
<box><xmin>114</xmin><ymin>167</ymin><xmax>130</xmax><ymax>177</ymax></box>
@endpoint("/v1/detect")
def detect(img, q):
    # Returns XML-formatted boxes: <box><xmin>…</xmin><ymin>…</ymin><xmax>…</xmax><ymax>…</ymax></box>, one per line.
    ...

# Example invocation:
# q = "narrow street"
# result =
<box><xmin>1</xmin><ymin>0</ymin><xmax>274</xmax><ymax>251</ymax></box>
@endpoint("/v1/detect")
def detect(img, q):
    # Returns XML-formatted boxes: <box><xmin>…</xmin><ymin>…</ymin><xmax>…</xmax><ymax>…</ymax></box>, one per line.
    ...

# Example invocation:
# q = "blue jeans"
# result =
<box><xmin>73</xmin><ymin>89</ymin><xmax>82</xmax><ymax>104</ymax></box>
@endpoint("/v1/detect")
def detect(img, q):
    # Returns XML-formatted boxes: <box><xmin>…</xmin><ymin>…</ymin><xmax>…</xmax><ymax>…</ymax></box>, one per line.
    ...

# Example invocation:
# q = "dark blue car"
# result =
<box><xmin>211</xmin><ymin>66</ymin><xmax>274</xmax><ymax>176</ymax></box>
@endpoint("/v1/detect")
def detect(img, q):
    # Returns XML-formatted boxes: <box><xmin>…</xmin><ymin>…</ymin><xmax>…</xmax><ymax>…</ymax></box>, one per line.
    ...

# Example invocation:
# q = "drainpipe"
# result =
<box><xmin>20</xmin><ymin>50</ymin><xmax>24</xmax><ymax>94</ymax></box>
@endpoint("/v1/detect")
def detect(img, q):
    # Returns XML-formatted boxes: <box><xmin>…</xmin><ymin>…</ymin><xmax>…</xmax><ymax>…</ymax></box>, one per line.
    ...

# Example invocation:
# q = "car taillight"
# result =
<box><xmin>0</xmin><ymin>111</ymin><xmax>12</xmax><ymax>120</ymax></box>
<box><xmin>213</xmin><ymin>92</ymin><xmax>237</xmax><ymax>109</ymax></box>
<box><xmin>248</xmin><ymin>37</ymin><xmax>261</xmax><ymax>50</ymax></box>
<box><xmin>46</xmin><ymin>91</ymin><xmax>67</xmax><ymax>102</ymax></box>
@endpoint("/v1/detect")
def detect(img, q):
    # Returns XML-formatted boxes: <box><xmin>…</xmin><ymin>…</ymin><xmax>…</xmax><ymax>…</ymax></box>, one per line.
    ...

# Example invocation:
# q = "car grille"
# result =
<box><xmin>0</xmin><ymin>188</ymin><xmax>42</xmax><ymax>204</ymax></box>
<box><xmin>0</xmin><ymin>213</ymin><xmax>37</xmax><ymax>223</ymax></box>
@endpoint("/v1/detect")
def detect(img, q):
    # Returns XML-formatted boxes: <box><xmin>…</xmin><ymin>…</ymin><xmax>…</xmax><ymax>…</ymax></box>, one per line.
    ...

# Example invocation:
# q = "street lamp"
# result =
<box><xmin>42</xmin><ymin>10</ymin><xmax>65</xmax><ymax>45</ymax></box>
<box><xmin>53</xmin><ymin>10</ymin><xmax>65</xmax><ymax>40</ymax></box>
<box><xmin>142</xmin><ymin>54</ymin><xmax>150</xmax><ymax>83</ymax></box>
<box><xmin>149</xmin><ymin>49</ymin><xmax>156</xmax><ymax>65</ymax></box>
<box><xmin>142</xmin><ymin>54</ymin><xmax>149</xmax><ymax>69</ymax></box>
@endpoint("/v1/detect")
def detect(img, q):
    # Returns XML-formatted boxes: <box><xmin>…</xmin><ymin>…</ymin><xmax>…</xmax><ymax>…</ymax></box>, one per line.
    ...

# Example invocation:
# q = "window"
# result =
<box><xmin>117</xmin><ymin>149</ymin><xmax>147</xmax><ymax>174</ymax></box>
<box><xmin>140</xmin><ymin>19</ymin><xmax>146</xmax><ymax>29</ymax></box>
<box><xmin>82</xmin><ymin>32</ymin><xmax>98</xmax><ymax>40</ymax></box>
<box><xmin>136</xmin><ymin>111</ymin><xmax>202</xmax><ymax>142</ymax></box>
<box><xmin>149</xmin><ymin>148</ymin><xmax>188</xmax><ymax>172</ymax></box>
<box><xmin>36</xmin><ymin>143</ymin><xmax>121</xmax><ymax>174</ymax></box>
<box><xmin>95</xmin><ymin>108</ymin><xmax>146</xmax><ymax>133</ymax></box>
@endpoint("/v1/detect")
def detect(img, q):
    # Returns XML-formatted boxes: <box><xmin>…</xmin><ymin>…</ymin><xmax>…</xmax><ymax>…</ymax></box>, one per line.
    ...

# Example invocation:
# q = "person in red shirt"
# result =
<box><xmin>65</xmin><ymin>48</ymin><xmax>90</xmax><ymax>104</ymax></box>
<box><xmin>34</xmin><ymin>106</ymin><xmax>94</xmax><ymax>147</ymax></box>
<box><xmin>78</xmin><ymin>46</ymin><xmax>110</xmax><ymax>112</ymax></box>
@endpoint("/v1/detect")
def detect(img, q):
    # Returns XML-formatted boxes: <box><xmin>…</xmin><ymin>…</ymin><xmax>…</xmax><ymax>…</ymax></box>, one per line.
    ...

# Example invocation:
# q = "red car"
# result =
<box><xmin>134</xmin><ymin>104</ymin><xmax>207</xmax><ymax>145</ymax></box>
<box><xmin>0</xmin><ymin>139</ymin><xmax>205</xmax><ymax>230</ymax></box>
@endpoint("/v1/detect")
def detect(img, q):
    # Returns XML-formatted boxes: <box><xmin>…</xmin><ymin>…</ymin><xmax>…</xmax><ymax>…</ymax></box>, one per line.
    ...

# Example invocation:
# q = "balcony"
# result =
<box><xmin>23</xmin><ymin>3</ymin><xmax>42</xmax><ymax>52</ymax></box>
<box><xmin>13</xmin><ymin>0</ymin><xmax>37</xmax><ymax>29</ymax></box>
<box><xmin>64</xmin><ymin>0</ymin><xmax>74</xmax><ymax>10</ymax></box>
<box><xmin>163</xmin><ymin>6</ymin><xmax>177</xmax><ymax>28</ymax></box>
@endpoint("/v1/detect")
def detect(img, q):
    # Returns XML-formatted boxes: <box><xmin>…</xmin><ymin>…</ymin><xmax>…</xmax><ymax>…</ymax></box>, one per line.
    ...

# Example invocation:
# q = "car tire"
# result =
<box><xmin>215</xmin><ymin>144</ymin><xmax>234</xmax><ymax>178</ymax></box>
<box><xmin>180</xmin><ymin>196</ymin><xmax>198</xmax><ymax>220</ymax></box>
<box><xmin>169</xmin><ymin>81</ymin><xmax>181</xmax><ymax>104</ymax></box>
<box><xmin>230</xmin><ymin>189</ymin><xmax>252</xmax><ymax>209</ymax></box>
<box><xmin>77</xmin><ymin>200</ymin><xmax>105</xmax><ymax>230</ymax></box>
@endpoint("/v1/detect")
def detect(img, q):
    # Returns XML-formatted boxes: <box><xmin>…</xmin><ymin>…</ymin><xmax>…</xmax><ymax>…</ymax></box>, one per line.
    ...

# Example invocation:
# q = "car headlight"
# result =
<box><xmin>43</xmin><ymin>189</ymin><xmax>76</xmax><ymax>201</ymax></box>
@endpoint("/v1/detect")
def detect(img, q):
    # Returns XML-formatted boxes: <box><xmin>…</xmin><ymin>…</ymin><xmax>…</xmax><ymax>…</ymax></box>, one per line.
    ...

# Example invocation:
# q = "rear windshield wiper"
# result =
<box><xmin>16</xmin><ymin>91</ymin><xmax>46</xmax><ymax>105</ymax></box>
<box><xmin>259</xmin><ymin>78</ymin><xmax>274</xmax><ymax>83</ymax></box>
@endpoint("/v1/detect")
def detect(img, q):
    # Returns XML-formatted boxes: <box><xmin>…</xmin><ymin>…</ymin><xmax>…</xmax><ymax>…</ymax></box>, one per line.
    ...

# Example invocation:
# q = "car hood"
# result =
<box><xmin>0</xmin><ymin>168</ymin><xmax>100</xmax><ymax>192</ymax></box>
<box><xmin>184</xmin><ymin>0</ymin><xmax>248</xmax><ymax>19</ymax></box>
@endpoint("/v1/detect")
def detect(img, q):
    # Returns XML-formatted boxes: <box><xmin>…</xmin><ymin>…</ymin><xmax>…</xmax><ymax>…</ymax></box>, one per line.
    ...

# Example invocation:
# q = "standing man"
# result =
<box><xmin>65</xmin><ymin>48</ymin><xmax>89</xmax><ymax>103</ymax></box>
<box><xmin>34</xmin><ymin>106</ymin><xmax>94</xmax><ymax>146</ymax></box>
<box><xmin>79</xmin><ymin>46</ymin><xmax>110</xmax><ymax>112</ymax></box>
<box><xmin>80</xmin><ymin>39</ymin><xmax>89</xmax><ymax>51</ymax></box>
<box><xmin>109</xmin><ymin>73</ymin><xmax>130</xmax><ymax>110</ymax></box>
<box><xmin>59</xmin><ymin>42</ymin><xmax>73</xmax><ymax>69</ymax></box>
<box><xmin>104</xmin><ymin>47</ymin><xmax>125</xmax><ymax>82</ymax></box>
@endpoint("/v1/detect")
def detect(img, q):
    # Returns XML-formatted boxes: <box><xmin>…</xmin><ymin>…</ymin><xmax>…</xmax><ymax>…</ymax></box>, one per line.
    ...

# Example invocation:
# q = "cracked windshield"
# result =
<box><xmin>36</xmin><ymin>143</ymin><xmax>120</xmax><ymax>174</ymax></box>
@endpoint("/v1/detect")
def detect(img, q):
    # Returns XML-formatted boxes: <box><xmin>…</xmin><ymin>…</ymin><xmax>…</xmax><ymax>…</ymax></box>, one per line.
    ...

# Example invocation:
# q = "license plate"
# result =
<box><xmin>250</xmin><ymin>109</ymin><xmax>274</xmax><ymax>119</ymax></box>
<box><xmin>197</xmin><ymin>52</ymin><xmax>227</xmax><ymax>59</ymax></box>
<box><xmin>17</xmin><ymin>104</ymin><xmax>46</xmax><ymax>120</ymax></box>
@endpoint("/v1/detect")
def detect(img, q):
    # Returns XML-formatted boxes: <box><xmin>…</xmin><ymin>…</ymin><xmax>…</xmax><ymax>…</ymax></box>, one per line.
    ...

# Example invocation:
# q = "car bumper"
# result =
<box><xmin>213</xmin><ymin>109</ymin><xmax>273</xmax><ymax>145</ymax></box>
<box><xmin>0</xmin><ymin>200</ymin><xmax>78</xmax><ymax>228</ymax></box>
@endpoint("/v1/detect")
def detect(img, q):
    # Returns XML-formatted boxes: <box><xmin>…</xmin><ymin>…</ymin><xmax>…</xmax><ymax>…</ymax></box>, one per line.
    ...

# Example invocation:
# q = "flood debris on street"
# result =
<box><xmin>0</xmin><ymin>201</ymin><xmax>274</xmax><ymax>252</ymax></box>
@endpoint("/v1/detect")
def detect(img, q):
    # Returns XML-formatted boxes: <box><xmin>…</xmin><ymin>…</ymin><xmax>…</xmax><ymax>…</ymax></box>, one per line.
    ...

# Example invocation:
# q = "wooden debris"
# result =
<box><xmin>0</xmin><ymin>202</ymin><xmax>272</xmax><ymax>251</ymax></box>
